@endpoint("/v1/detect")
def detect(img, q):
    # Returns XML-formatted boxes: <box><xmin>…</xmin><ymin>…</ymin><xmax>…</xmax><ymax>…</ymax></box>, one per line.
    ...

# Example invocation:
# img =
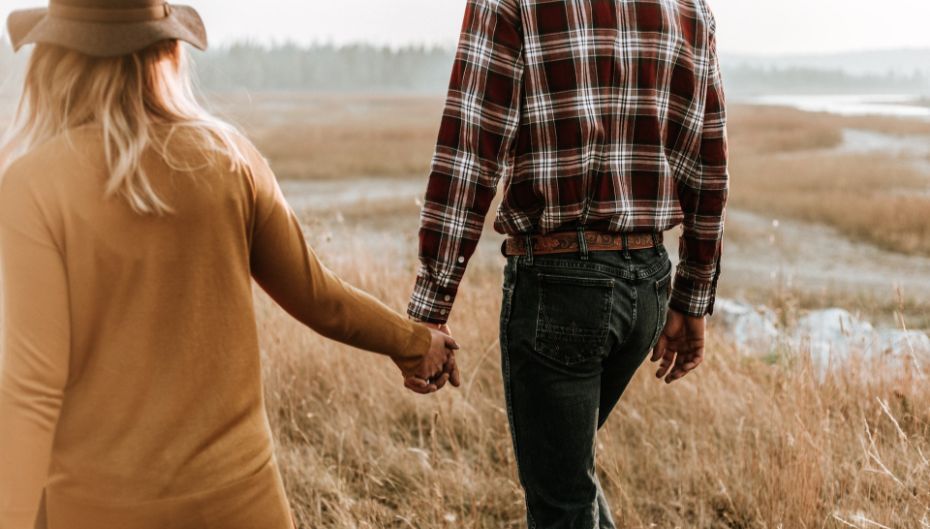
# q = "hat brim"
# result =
<box><xmin>7</xmin><ymin>5</ymin><xmax>207</xmax><ymax>57</ymax></box>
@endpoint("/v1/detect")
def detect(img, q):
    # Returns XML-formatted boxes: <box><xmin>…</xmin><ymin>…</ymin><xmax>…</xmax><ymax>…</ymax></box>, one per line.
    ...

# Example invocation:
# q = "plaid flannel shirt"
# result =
<box><xmin>409</xmin><ymin>0</ymin><xmax>729</xmax><ymax>323</ymax></box>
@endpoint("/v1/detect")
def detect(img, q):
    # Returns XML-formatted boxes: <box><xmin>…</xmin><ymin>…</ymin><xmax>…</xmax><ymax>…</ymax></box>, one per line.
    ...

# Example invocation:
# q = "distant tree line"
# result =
<box><xmin>194</xmin><ymin>43</ymin><xmax>930</xmax><ymax>96</ymax></box>
<box><xmin>723</xmin><ymin>65</ymin><xmax>930</xmax><ymax>96</ymax></box>
<box><xmin>193</xmin><ymin>44</ymin><xmax>930</xmax><ymax>96</ymax></box>
<box><xmin>195</xmin><ymin>42</ymin><xmax>455</xmax><ymax>94</ymax></box>
<box><xmin>2</xmin><ymin>41</ymin><xmax>929</xmax><ymax>97</ymax></box>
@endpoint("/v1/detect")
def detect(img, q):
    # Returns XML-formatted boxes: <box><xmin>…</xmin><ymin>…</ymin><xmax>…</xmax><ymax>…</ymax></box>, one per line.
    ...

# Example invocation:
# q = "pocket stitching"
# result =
<box><xmin>534</xmin><ymin>273</ymin><xmax>614</xmax><ymax>366</ymax></box>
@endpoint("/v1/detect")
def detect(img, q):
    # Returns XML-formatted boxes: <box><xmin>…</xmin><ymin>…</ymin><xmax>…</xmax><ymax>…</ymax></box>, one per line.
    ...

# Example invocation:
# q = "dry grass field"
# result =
<box><xmin>256</xmin><ymin>246</ymin><xmax>930</xmax><ymax>529</ymax></box>
<box><xmin>210</xmin><ymin>93</ymin><xmax>444</xmax><ymax>181</ymax></box>
<box><xmin>726</xmin><ymin>106</ymin><xmax>930</xmax><ymax>256</ymax></box>
<box><xmin>207</xmin><ymin>96</ymin><xmax>930</xmax><ymax>528</ymax></box>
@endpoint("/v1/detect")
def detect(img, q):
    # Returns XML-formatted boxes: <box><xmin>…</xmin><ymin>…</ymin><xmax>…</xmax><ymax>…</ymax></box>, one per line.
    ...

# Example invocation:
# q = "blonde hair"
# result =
<box><xmin>0</xmin><ymin>40</ymin><xmax>245</xmax><ymax>214</ymax></box>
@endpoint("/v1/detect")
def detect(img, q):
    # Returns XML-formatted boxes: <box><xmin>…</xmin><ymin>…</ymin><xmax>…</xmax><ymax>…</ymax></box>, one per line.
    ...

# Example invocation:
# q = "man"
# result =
<box><xmin>408</xmin><ymin>0</ymin><xmax>728</xmax><ymax>526</ymax></box>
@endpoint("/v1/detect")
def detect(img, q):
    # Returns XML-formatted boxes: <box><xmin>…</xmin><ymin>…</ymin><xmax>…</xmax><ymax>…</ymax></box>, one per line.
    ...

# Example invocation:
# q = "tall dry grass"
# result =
<box><xmin>212</xmin><ymin>93</ymin><xmax>444</xmax><ymax>180</ymax></box>
<box><xmin>727</xmin><ymin>106</ymin><xmax>844</xmax><ymax>154</ymax></box>
<box><xmin>727</xmin><ymin>106</ymin><xmax>930</xmax><ymax>256</ymax></box>
<box><xmin>256</xmin><ymin>239</ymin><xmax>930</xmax><ymax>529</ymax></box>
<box><xmin>239</xmin><ymin>101</ymin><xmax>930</xmax><ymax>528</ymax></box>
<box><xmin>730</xmin><ymin>152</ymin><xmax>930</xmax><ymax>255</ymax></box>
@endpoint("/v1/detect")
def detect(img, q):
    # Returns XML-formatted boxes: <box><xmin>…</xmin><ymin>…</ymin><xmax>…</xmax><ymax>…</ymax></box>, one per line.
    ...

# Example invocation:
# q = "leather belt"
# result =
<box><xmin>504</xmin><ymin>231</ymin><xmax>663</xmax><ymax>257</ymax></box>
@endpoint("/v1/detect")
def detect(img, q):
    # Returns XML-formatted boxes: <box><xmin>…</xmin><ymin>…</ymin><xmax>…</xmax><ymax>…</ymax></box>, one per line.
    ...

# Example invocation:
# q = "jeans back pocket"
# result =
<box><xmin>535</xmin><ymin>273</ymin><xmax>614</xmax><ymax>366</ymax></box>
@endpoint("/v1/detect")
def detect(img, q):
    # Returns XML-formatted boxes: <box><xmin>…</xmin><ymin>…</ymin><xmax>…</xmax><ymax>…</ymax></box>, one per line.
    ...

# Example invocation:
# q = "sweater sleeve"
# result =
<box><xmin>0</xmin><ymin>167</ymin><xmax>70</xmax><ymax>528</ymax></box>
<box><xmin>243</xmin><ymin>142</ymin><xmax>431</xmax><ymax>359</ymax></box>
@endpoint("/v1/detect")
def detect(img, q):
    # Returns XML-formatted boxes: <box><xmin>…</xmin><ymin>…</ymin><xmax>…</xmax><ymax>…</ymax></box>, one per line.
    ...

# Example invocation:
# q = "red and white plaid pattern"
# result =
<box><xmin>409</xmin><ymin>0</ymin><xmax>729</xmax><ymax>323</ymax></box>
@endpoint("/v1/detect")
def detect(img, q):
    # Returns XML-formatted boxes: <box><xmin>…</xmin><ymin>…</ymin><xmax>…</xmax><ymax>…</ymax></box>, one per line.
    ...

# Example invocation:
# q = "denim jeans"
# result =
<box><xmin>500</xmin><ymin>243</ymin><xmax>672</xmax><ymax>529</ymax></box>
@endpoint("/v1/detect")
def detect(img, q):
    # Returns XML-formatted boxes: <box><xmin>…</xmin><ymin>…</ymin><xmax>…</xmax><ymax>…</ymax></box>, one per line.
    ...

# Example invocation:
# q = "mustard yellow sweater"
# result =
<box><xmin>0</xmin><ymin>126</ymin><xmax>430</xmax><ymax>529</ymax></box>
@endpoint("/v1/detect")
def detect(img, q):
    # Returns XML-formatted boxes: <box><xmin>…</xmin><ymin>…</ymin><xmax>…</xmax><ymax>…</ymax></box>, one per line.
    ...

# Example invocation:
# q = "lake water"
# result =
<box><xmin>743</xmin><ymin>94</ymin><xmax>930</xmax><ymax>120</ymax></box>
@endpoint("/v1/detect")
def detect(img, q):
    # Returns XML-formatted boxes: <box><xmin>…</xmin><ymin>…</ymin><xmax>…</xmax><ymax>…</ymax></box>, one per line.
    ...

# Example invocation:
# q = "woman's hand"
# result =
<box><xmin>393</xmin><ymin>328</ymin><xmax>461</xmax><ymax>394</ymax></box>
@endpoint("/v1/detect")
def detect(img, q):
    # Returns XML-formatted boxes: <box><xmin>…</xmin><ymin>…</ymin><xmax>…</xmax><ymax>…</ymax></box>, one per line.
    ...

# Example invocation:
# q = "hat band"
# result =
<box><xmin>48</xmin><ymin>2</ymin><xmax>171</xmax><ymax>24</ymax></box>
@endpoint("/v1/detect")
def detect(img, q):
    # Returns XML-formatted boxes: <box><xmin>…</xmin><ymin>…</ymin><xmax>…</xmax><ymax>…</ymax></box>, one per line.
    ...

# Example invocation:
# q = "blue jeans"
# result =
<box><xmin>500</xmin><ymin>244</ymin><xmax>672</xmax><ymax>529</ymax></box>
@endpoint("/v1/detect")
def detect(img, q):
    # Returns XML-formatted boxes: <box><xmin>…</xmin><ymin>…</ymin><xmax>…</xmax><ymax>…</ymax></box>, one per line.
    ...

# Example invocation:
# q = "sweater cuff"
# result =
<box><xmin>399</xmin><ymin>322</ymin><xmax>432</xmax><ymax>360</ymax></box>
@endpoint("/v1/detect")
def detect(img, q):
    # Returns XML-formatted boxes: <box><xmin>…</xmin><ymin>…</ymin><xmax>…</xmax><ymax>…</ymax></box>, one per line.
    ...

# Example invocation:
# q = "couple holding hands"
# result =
<box><xmin>0</xmin><ymin>0</ymin><xmax>727</xmax><ymax>528</ymax></box>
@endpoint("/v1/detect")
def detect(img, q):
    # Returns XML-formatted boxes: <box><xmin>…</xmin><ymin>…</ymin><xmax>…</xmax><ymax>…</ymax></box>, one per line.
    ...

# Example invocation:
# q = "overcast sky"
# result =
<box><xmin>3</xmin><ymin>0</ymin><xmax>930</xmax><ymax>56</ymax></box>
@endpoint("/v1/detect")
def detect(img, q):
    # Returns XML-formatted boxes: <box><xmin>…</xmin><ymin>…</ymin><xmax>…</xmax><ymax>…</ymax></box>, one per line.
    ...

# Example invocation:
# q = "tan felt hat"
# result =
<box><xmin>7</xmin><ymin>0</ymin><xmax>207</xmax><ymax>57</ymax></box>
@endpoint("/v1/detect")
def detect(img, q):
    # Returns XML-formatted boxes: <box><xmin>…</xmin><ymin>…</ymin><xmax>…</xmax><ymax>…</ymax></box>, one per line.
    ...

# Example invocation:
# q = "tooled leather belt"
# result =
<box><xmin>503</xmin><ymin>231</ymin><xmax>663</xmax><ymax>257</ymax></box>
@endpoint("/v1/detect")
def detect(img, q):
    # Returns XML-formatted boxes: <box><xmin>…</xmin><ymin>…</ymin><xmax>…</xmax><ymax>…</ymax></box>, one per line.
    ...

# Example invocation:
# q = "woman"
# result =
<box><xmin>0</xmin><ymin>1</ymin><xmax>460</xmax><ymax>528</ymax></box>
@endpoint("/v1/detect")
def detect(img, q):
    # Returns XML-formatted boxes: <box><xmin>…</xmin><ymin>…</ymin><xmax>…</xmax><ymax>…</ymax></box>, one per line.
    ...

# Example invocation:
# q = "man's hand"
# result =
<box><xmin>419</xmin><ymin>323</ymin><xmax>462</xmax><ymax>389</ymax></box>
<box><xmin>393</xmin><ymin>327</ymin><xmax>461</xmax><ymax>394</ymax></box>
<box><xmin>651</xmin><ymin>309</ymin><xmax>706</xmax><ymax>384</ymax></box>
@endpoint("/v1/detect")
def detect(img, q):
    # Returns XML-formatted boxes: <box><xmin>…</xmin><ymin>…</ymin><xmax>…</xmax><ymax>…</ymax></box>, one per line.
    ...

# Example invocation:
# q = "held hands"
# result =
<box><xmin>392</xmin><ymin>324</ymin><xmax>462</xmax><ymax>395</ymax></box>
<box><xmin>651</xmin><ymin>309</ymin><xmax>706</xmax><ymax>384</ymax></box>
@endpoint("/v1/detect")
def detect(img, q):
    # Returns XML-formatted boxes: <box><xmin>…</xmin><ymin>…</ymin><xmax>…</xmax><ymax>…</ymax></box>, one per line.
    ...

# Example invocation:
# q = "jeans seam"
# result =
<box><xmin>648</xmin><ymin>262</ymin><xmax>674</xmax><ymax>349</ymax></box>
<box><xmin>604</xmin><ymin>281</ymin><xmax>638</xmax><ymax>354</ymax></box>
<box><xmin>500</xmin><ymin>262</ymin><xmax>537</xmax><ymax>529</ymax></box>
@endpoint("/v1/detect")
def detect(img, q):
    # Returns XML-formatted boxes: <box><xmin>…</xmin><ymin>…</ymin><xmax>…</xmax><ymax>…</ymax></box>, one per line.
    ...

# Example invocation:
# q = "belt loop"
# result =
<box><xmin>524</xmin><ymin>234</ymin><xmax>535</xmax><ymax>266</ymax></box>
<box><xmin>621</xmin><ymin>233</ymin><xmax>632</xmax><ymax>261</ymax></box>
<box><xmin>651</xmin><ymin>232</ymin><xmax>662</xmax><ymax>256</ymax></box>
<box><xmin>577</xmin><ymin>227</ymin><xmax>589</xmax><ymax>261</ymax></box>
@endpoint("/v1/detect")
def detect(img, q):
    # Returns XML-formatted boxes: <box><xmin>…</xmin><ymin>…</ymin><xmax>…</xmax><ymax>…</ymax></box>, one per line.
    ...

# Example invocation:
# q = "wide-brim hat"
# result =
<box><xmin>7</xmin><ymin>0</ymin><xmax>207</xmax><ymax>57</ymax></box>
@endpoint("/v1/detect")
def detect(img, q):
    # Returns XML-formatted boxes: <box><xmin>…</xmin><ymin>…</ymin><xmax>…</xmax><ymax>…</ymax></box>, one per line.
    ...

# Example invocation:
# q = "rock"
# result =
<box><xmin>714</xmin><ymin>299</ymin><xmax>780</xmax><ymax>352</ymax></box>
<box><xmin>792</xmin><ymin>308</ymin><xmax>930</xmax><ymax>369</ymax></box>
<box><xmin>714</xmin><ymin>299</ymin><xmax>930</xmax><ymax>374</ymax></box>
<box><xmin>792</xmin><ymin>309</ymin><xmax>873</xmax><ymax>367</ymax></box>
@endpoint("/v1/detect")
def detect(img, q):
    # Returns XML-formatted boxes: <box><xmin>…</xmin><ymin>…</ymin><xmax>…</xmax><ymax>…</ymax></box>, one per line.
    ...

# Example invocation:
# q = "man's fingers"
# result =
<box><xmin>444</xmin><ymin>336</ymin><xmax>459</xmax><ymax>351</ymax></box>
<box><xmin>664</xmin><ymin>351</ymin><xmax>705</xmax><ymax>384</ymax></box>
<box><xmin>655</xmin><ymin>311</ymin><xmax>706</xmax><ymax>385</ymax></box>
<box><xmin>404</xmin><ymin>376</ymin><xmax>430</xmax><ymax>392</ymax></box>
<box><xmin>450</xmin><ymin>359</ymin><xmax>462</xmax><ymax>388</ymax></box>
<box><xmin>405</xmin><ymin>377</ymin><xmax>437</xmax><ymax>394</ymax></box>
<box><xmin>446</xmin><ymin>353</ymin><xmax>462</xmax><ymax>388</ymax></box>
<box><xmin>666</xmin><ymin>365</ymin><xmax>695</xmax><ymax>383</ymax></box>
<box><xmin>405</xmin><ymin>385</ymin><xmax>433</xmax><ymax>395</ymax></box>
<box><xmin>414</xmin><ymin>354</ymin><xmax>445</xmax><ymax>380</ymax></box>
<box><xmin>651</xmin><ymin>334</ymin><xmax>668</xmax><ymax>363</ymax></box>
<box><xmin>665</xmin><ymin>364</ymin><xmax>688</xmax><ymax>383</ymax></box>
<box><xmin>432</xmin><ymin>372</ymin><xmax>450</xmax><ymax>390</ymax></box>
<box><xmin>655</xmin><ymin>349</ymin><xmax>676</xmax><ymax>379</ymax></box>
<box><xmin>680</xmin><ymin>353</ymin><xmax>704</xmax><ymax>372</ymax></box>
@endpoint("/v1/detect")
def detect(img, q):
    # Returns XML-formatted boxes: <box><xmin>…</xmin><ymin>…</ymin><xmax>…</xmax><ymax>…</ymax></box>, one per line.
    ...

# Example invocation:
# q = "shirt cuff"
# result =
<box><xmin>669</xmin><ymin>269</ymin><xmax>718</xmax><ymax>318</ymax></box>
<box><xmin>407</xmin><ymin>275</ymin><xmax>458</xmax><ymax>324</ymax></box>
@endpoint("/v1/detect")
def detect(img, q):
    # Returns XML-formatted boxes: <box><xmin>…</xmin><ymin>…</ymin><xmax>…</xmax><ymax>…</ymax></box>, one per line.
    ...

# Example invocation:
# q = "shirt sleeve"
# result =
<box><xmin>243</xmin><ymin>142</ymin><xmax>431</xmax><ymax>359</ymax></box>
<box><xmin>670</xmin><ymin>24</ymin><xmax>730</xmax><ymax>318</ymax></box>
<box><xmin>0</xmin><ymin>168</ymin><xmax>70</xmax><ymax>528</ymax></box>
<box><xmin>407</xmin><ymin>0</ymin><xmax>525</xmax><ymax>324</ymax></box>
